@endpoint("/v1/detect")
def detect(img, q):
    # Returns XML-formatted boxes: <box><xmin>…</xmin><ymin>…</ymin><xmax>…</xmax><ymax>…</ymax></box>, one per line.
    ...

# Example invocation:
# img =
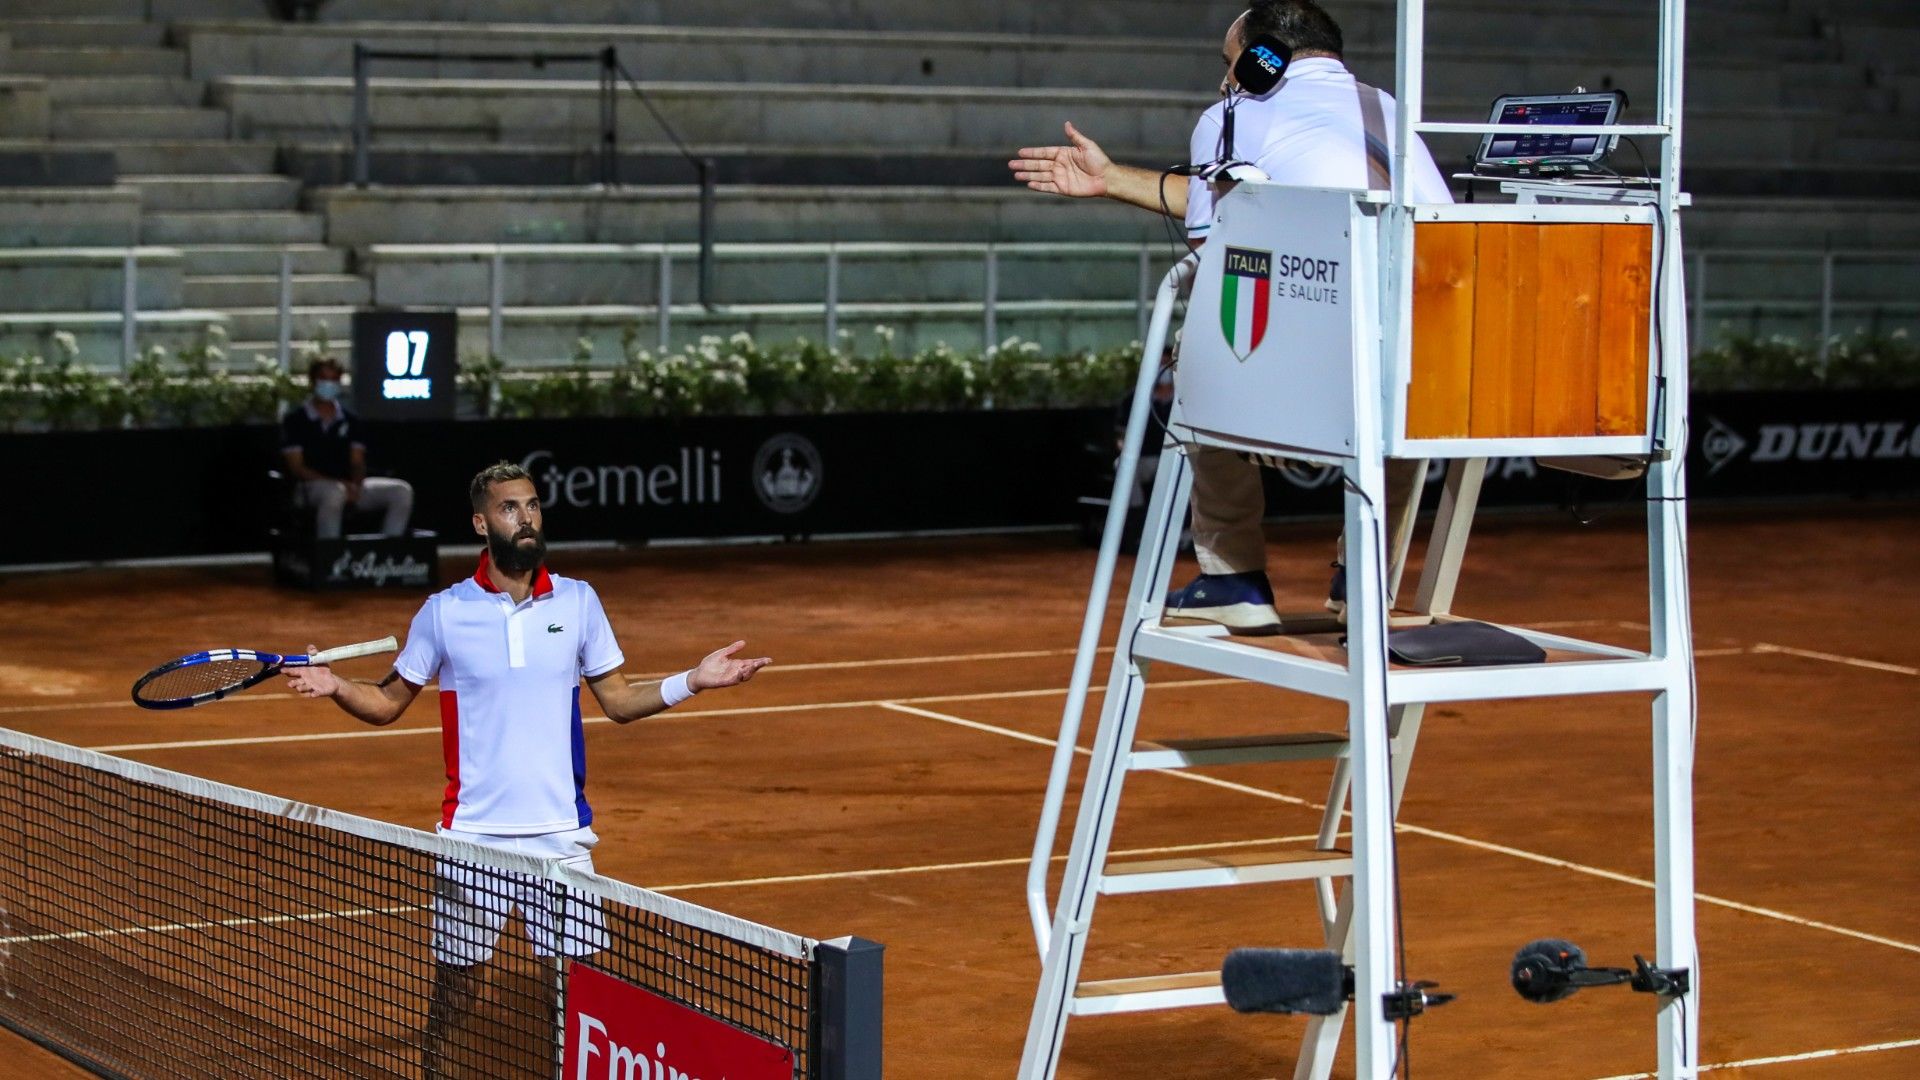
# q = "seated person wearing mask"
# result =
<box><xmin>280</xmin><ymin>357</ymin><xmax>415</xmax><ymax>540</ymax></box>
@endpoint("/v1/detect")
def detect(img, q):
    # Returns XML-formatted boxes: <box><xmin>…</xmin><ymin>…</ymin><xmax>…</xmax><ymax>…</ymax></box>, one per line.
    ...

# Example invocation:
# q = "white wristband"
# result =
<box><xmin>660</xmin><ymin>671</ymin><xmax>697</xmax><ymax>708</ymax></box>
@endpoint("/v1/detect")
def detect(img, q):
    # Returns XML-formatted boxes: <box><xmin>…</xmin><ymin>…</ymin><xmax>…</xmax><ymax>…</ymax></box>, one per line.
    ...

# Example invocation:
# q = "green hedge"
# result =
<box><xmin>5</xmin><ymin>326</ymin><xmax>1916</xmax><ymax>432</ymax></box>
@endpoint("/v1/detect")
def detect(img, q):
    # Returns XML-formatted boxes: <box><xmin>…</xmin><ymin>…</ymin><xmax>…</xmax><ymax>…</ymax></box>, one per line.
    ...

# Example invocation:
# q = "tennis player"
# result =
<box><xmin>282</xmin><ymin>460</ymin><xmax>770</xmax><ymax>1075</ymax></box>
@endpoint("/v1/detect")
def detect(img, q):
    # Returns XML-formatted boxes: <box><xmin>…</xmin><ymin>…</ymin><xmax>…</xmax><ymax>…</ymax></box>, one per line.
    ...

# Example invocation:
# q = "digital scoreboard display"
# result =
<box><xmin>351</xmin><ymin>309</ymin><xmax>458</xmax><ymax>420</ymax></box>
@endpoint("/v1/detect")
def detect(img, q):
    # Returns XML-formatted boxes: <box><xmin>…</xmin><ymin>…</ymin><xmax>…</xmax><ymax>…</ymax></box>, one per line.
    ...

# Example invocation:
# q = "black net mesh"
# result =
<box><xmin>132</xmin><ymin>658</ymin><xmax>270</xmax><ymax>705</ymax></box>
<box><xmin>0</xmin><ymin>736</ymin><xmax>817</xmax><ymax>1080</ymax></box>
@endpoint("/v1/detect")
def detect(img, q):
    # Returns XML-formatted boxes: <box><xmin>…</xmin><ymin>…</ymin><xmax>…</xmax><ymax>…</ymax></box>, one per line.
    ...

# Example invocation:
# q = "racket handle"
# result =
<box><xmin>310</xmin><ymin>636</ymin><xmax>399</xmax><ymax>664</ymax></box>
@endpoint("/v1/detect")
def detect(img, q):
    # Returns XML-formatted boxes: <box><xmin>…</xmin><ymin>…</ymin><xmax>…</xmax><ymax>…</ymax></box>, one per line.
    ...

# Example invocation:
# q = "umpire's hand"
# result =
<box><xmin>1010</xmin><ymin>122</ymin><xmax>1112</xmax><ymax>198</ymax></box>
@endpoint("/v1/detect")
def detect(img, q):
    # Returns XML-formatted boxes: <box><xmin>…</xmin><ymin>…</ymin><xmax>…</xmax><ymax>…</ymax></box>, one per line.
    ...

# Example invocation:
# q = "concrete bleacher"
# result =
<box><xmin>0</xmin><ymin>0</ymin><xmax>1914</xmax><ymax>367</ymax></box>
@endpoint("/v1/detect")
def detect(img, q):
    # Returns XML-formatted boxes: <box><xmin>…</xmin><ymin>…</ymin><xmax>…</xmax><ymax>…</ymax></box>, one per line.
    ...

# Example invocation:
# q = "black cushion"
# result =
<box><xmin>1387</xmin><ymin>621</ymin><xmax>1547</xmax><ymax>667</ymax></box>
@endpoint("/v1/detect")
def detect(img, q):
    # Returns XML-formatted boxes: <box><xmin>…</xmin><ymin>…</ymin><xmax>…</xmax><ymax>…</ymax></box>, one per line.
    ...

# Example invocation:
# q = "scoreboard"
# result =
<box><xmin>351</xmin><ymin>309</ymin><xmax>458</xmax><ymax>420</ymax></box>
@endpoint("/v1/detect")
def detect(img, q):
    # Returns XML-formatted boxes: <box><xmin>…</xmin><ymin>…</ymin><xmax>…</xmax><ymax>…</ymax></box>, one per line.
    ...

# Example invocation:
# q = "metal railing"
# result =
<box><xmin>35</xmin><ymin>243</ymin><xmax>1920</xmax><ymax>370</ymax></box>
<box><xmin>450</xmin><ymin>241</ymin><xmax>1173</xmax><ymax>359</ymax></box>
<box><xmin>1687</xmin><ymin>247</ymin><xmax>1920</xmax><ymax>357</ymax></box>
<box><xmin>347</xmin><ymin>43</ymin><xmax>718</xmax><ymax>306</ymax></box>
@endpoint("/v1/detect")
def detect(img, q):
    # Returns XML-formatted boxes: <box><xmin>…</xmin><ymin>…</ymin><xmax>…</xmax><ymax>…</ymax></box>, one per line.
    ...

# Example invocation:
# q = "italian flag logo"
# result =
<box><xmin>1219</xmin><ymin>246</ymin><xmax>1272</xmax><ymax>362</ymax></box>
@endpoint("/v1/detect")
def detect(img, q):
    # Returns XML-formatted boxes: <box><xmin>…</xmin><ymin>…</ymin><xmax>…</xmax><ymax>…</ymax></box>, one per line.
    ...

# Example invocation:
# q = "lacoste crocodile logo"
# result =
<box><xmin>547</xmin><ymin>623</ymin><xmax>564</xmax><ymax>633</ymax></box>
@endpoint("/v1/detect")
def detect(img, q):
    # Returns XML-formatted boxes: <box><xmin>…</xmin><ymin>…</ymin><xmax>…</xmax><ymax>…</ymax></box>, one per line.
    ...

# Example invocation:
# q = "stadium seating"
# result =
<box><xmin>0</xmin><ymin>0</ymin><xmax>1914</xmax><ymax>365</ymax></box>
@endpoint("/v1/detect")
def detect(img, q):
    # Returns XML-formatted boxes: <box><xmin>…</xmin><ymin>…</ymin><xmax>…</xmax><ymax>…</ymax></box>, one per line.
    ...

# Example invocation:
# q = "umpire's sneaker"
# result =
<box><xmin>1166</xmin><ymin>571</ymin><xmax>1282</xmax><ymax>635</ymax></box>
<box><xmin>1325</xmin><ymin>562</ymin><xmax>1347</xmax><ymax>620</ymax></box>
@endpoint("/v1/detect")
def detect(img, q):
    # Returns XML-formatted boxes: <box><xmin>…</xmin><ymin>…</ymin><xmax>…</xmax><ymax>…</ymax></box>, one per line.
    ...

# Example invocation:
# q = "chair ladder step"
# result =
<box><xmin>1130</xmin><ymin>731</ymin><xmax>1348</xmax><ymax>770</ymax></box>
<box><xmin>1099</xmin><ymin>847</ymin><xmax>1352</xmax><ymax>894</ymax></box>
<box><xmin>1071</xmin><ymin>971</ymin><xmax>1224</xmax><ymax>1016</ymax></box>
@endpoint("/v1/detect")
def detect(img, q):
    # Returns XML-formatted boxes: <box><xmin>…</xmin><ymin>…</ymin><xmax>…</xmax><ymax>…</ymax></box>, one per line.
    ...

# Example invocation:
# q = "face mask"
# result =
<box><xmin>313</xmin><ymin>380</ymin><xmax>343</xmax><ymax>402</ymax></box>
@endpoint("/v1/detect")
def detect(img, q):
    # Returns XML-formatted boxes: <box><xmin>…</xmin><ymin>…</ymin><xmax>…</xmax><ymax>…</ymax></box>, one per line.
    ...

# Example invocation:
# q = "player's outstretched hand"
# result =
<box><xmin>284</xmin><ymin>644</ymin><xmax>340</xmax><ymax>699</ymax></box>
<box><xmin>690</xmin><ymin>641</ymin><xmax>772</xmax><ymax>692</ymax></box>
<box><xmin>1009</xmin><ymin>121</ymin><xmax>1110</xmax><ymax>198</ymax></box>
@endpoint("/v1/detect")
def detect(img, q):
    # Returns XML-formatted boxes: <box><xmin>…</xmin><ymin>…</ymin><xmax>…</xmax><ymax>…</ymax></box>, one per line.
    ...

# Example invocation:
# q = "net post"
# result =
<box><xmin>811</xmin><ymin>936</ymin><xmax>882</xmax><ymax>1080</ymax></box>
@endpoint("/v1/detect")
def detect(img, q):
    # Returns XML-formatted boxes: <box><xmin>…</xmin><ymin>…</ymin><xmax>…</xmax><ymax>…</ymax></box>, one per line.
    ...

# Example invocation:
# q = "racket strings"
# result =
<box><xmin>135</xmin><ymin>658</ymin><xmax>270</xmax><ymax>704</ymax></box>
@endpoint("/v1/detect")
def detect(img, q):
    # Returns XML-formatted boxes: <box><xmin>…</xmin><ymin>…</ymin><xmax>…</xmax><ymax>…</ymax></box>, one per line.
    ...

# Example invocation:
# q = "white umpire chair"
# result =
<box><xmin>1017</xmin><ymin>1</ymin><xmax>1699</xmax><ymax>1077</ymax></box>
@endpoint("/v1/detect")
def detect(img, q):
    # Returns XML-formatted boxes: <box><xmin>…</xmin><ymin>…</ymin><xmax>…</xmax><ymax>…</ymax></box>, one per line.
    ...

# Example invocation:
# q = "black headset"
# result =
<box><xmin>1233</xmin><ymin>34</ymin><xmax>1292</xmax><ymax>95</ymax></box>
<box><xmin>1215</xmin><ymin>34</ymin><xmax>1292</xmax><ymax>168</ymax></box>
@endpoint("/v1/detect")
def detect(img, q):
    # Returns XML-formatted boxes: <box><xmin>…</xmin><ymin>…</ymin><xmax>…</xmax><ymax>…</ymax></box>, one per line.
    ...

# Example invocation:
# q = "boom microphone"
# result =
<box><xmin>1221</xmin><ymin>948</ymin><xmax>1350</xmax><ymax>1015</ymax></box>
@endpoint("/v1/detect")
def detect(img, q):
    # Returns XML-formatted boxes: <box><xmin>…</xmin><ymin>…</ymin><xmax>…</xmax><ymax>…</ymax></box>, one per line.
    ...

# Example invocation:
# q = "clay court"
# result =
<box><xmin>1</xmin><ymin>504</ymin><xmax>1916</xmax><ymax>1079</ymax></box>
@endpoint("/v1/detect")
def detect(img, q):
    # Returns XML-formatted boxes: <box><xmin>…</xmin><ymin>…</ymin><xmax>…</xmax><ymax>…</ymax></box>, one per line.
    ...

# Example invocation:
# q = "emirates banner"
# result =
<box><xmin>562</xmin><ymin>964</ymin><xmax>795</xmax><ymax>1080</ymax></box>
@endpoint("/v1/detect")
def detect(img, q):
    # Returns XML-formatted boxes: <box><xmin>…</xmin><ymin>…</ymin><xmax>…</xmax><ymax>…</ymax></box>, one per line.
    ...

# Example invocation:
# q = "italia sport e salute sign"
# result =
<box><xmin>564</xmin><ymin>964</ymin><xmax>795</xmax><ymax>1080</ymax></box>
<box><xmin>1177</xmin><ymin>183</ymin><xmax>1362</xmax><ymax>457</ymax></box>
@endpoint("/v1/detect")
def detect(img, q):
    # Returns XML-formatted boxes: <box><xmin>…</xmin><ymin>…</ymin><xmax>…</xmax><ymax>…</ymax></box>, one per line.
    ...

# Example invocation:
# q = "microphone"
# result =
<box><xmin>1510</xmin><ymin>939</ymin><xmax>1635</xmax><ymax>1004</ymax></box>
<box><xmin>1221</xmin><ymin>949</ymin><xmax>1350</xmax><ymax>1015</ymax></box>
<box><xmin>1222</xmin><ymin>89</ymin><xmax>1237</xmax><ymax>161</ymax></box>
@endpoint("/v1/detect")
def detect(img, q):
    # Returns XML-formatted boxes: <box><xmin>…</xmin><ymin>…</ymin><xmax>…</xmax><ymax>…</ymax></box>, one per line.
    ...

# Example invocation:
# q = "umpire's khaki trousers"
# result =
<box><xmin>1188</xmin><ymin>447</ymin><xmax>1422</xmax><ymax>576</ymax></box>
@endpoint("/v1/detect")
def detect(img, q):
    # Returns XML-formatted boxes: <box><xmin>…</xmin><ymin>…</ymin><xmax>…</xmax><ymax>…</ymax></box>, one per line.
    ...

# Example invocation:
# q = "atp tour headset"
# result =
<box><xmin>1179</xmin><ymin>34</ymin><xmax>1291</xmax><ymax>181</ymax></box>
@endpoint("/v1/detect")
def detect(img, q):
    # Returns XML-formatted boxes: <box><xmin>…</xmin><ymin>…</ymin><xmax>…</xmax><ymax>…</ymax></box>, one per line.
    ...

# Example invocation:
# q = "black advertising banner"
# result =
<box><xmin>4</xmin><ymin>392</ymin><xmax>1915</xmax><ymax>567</ymax></box>
<box><xmin>3</xmin><ymin>411</ymin><xmax>1108</xmax><ymax>566</ymax></box>
<box><xmin>361</xmin><ymin>410</ymin><xmax>1110</xmax><ymax>546</ymax></box>
<box><xmin>1253</xmin><ymin>389</ymin><xmax>1920</xmax><ymax>516</ymax></box>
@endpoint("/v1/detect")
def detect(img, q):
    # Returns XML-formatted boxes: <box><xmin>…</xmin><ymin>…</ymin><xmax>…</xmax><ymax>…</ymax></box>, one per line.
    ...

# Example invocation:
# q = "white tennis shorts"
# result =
<box><xmin>431</xmin><ymin>825</ymin><xmax>610</xmax><ymax>966</ymax></box>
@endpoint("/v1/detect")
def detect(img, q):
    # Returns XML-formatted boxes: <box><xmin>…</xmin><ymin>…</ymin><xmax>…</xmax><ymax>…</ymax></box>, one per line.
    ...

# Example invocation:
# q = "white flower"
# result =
<box><xmin>205</xmin><ymin>323</ymin><xmax>228</xmax><ymax>344</ymax></box>
<box><xmin>51</xmin><ymin>331</ymin><xmax>79</xmax><ymax>359</ymax></box>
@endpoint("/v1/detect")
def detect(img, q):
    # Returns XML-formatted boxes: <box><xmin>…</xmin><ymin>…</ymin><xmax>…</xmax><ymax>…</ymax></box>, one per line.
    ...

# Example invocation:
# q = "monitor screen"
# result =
<box><xmin>1478</xmin><ymin>93</ymin><xmax>1621</xmax><ymax>164</ymax></box>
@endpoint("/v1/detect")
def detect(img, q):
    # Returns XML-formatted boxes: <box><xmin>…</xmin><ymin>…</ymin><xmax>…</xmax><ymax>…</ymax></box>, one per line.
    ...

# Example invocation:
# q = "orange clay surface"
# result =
<box><xmin>0</xmin><ymin>504</ymin><xmax>1916</xmax><ymax>1079</ymax></box>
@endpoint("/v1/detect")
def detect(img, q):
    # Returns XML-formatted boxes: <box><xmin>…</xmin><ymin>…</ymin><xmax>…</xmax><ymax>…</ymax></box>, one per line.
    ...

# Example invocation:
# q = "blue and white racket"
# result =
<box><xmin>130</xmin><ymin>637</ymin><xmax>397</xmax><ymax>710</ymax></box>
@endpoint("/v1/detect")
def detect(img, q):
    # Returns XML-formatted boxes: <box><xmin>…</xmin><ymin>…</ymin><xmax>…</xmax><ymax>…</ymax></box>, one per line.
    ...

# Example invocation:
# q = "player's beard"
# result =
<box><xmin>487</xmin><ymin>523</ymin><xmax>547</xmax><ymax>574</ymax></box>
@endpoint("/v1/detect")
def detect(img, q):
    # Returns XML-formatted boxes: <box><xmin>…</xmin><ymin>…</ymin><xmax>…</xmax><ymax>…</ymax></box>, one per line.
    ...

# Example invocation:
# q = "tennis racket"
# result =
<box><xmin>131</xmin><ymin>637</ymin><xmax>398</xmax><ymax>710</ymax></box>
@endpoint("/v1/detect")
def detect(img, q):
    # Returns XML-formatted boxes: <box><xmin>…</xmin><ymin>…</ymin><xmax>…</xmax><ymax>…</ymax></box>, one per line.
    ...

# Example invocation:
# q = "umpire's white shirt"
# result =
<box><xmin>395</xmin><ymin>553</ymin><xmax>624</xmax><ymax>835</ymax></box>
<box><xmin>1185</xmin><ymin>56</ymin><xmax>1454</xmax><ymax>239</ymax></box>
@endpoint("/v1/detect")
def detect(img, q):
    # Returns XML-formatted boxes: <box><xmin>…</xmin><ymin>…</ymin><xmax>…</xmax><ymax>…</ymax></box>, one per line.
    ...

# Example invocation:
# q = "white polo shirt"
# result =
<box><xmin>1186</xmin><ymin>56</ymin><xmax>1454</xmax><ymax>239</ymax></box>
<box><xmin>394</xmin><ymin>553</ymin><xmax>625</xmax><ymax>835</ymax></box>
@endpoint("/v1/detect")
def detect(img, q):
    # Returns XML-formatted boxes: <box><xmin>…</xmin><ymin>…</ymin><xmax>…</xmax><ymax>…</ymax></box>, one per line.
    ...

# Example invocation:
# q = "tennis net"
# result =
<box><xmin>0</xmin><ymin>727</ymin><xmax>880</xmax><ymax>1080</ymax></box>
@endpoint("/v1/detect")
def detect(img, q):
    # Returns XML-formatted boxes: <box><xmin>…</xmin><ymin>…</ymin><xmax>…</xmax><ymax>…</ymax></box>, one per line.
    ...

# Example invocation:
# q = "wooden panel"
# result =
<box><xmin>1531</xmin><ymin>225</ymin><xmax>1605</xmax><ymax>436</ymax></box>
<box><xmin>1595</xmin><ymin>224</ymin><xmax>1654</xmax><ymax>435</ymax></box>
<box><xmin>1467</xmin><ymin>223</ymin><xmax>1539</xmax><ymax>438</ymax></box>
<box><xmin>1406</xmin><ymin>222</ymin><xmax>1478</xmax><ymax>439</ymax></box>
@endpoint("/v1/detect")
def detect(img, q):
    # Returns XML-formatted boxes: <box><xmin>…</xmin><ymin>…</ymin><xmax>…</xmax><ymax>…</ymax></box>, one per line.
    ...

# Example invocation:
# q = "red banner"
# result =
<box><xmin>562</xmin><ymin>964</ymin><xmax>797</xmax><ymax>1080</ymax></box>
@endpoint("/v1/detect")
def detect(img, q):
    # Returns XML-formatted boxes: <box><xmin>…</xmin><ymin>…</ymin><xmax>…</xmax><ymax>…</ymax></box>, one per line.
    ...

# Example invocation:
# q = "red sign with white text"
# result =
<box><xmin>562</xmin><ymin>964</ymin><xmax>797</xmax><ymax>1080</ymax></box>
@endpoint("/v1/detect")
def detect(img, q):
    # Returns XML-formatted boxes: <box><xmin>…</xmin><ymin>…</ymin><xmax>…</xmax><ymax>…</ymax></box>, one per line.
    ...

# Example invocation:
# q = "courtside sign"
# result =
<box><xmin>565</xmin><ymin>964</ymin><xmax>796</xmax><ymax>1080</ymax></box>
<box><xmin>1176</xmin><ymin>182</ymin><xmax>1364</xmax><ymax>457</ymax></box>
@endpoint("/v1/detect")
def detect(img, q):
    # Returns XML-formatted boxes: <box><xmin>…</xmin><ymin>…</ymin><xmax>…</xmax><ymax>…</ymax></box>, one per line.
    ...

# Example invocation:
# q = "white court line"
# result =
<box><xmin>880</xmin><ymin>702</ymin><xmax>1321</xmax><ymax>809</ymax></box>
<box><xmin>1588</xmin><ymin>1037</ymin><xmax>1920</xmax><ymax>1079</ymax></box>
<box><xmin>1751</xmin><ymin>642</ymin><xmax>1918</xmax><ymax>677</ymax></box>
<box><xmin>880</xmin><ymin>701</ymin><xmax>1920</xmax><ymax>958</ymax></box>
<box><xmin>1617</xmin><ymin>622</ymin><xmax>1916</xmax><ymax>677</ymax></box>
<box><xmin>0</xmin><ymin>629</ymin><xmax>1619</xmax><ymax>718</ymax></box>
<box><xmin>0</xmin><ymin>903</ymin><xmax>418</xmax><ymax>947</ymax></box>
<box><xmin>0</xmin><ymin>644</ymin><xmax>1113</xmax><ymax>718</ymax></box>
<box><xmin>630</xmin><ymin>645</ymin><xmax>1106</xmax><ymax>680</ymax></box>
<box><xmin>80</xmin><ymin>678</ymin><xmax>1246</xmax><ymax>754</ymax></box>
<box><xmin>0</xmin><ymin>618</ymin><xmax>1812</xmax><ymax>718</ymax></box>
<box><xmin>654</xmin><ymin>832</ymin><xmax>1334</xmax><ymax>893</ymax></box>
